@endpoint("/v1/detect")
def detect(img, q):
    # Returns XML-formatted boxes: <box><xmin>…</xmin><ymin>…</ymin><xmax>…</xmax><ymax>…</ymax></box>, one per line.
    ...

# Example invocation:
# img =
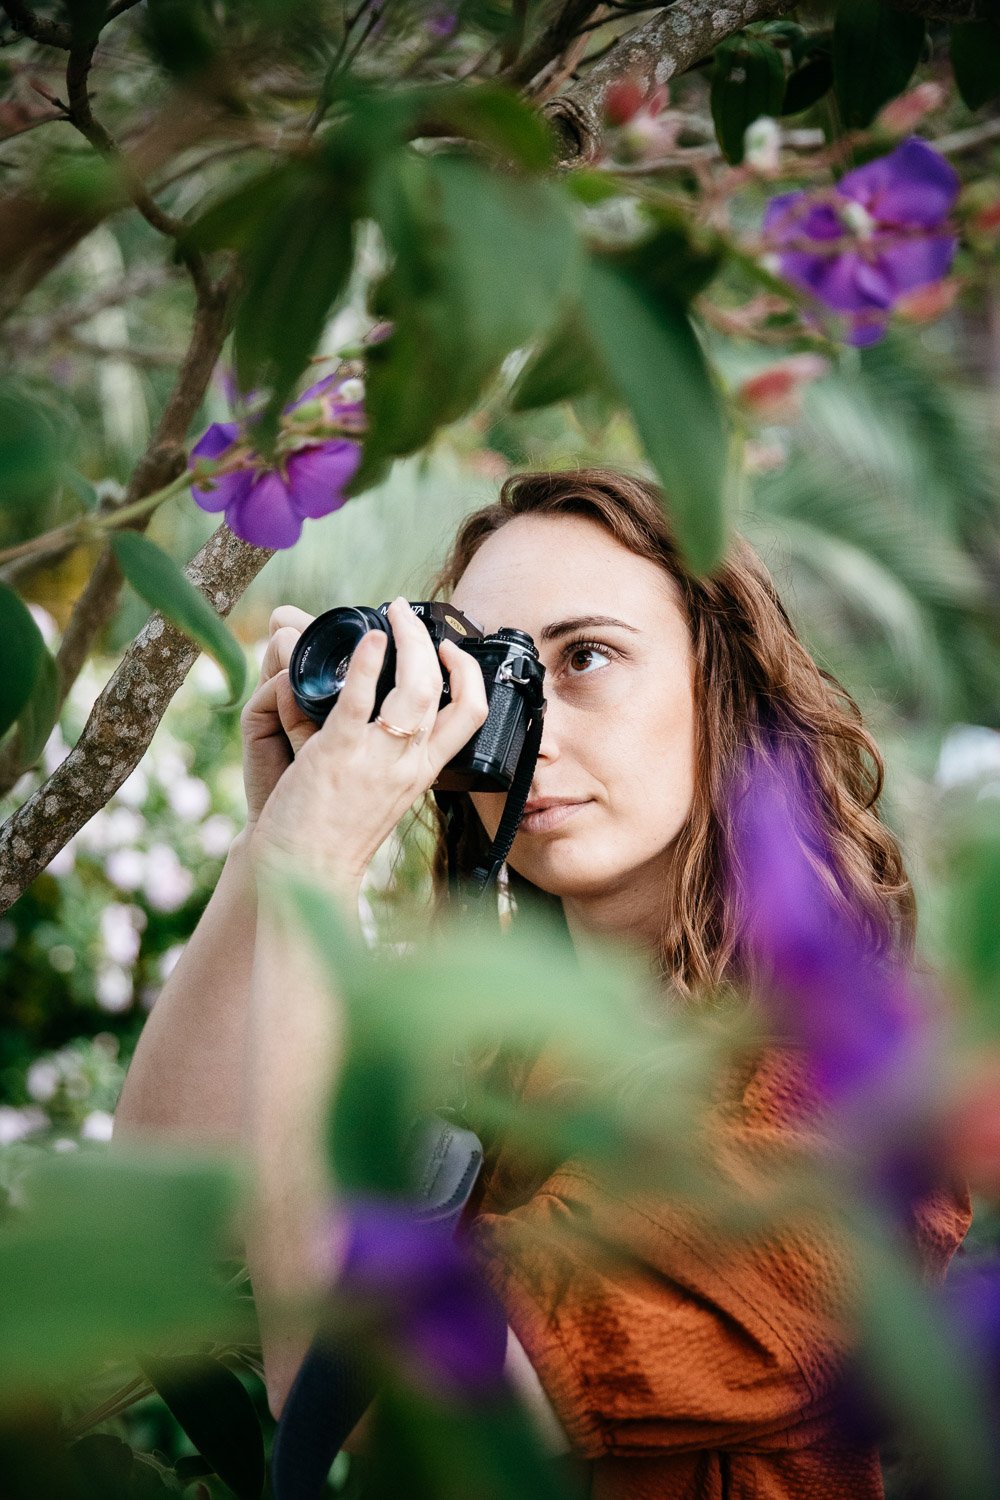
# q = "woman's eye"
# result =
<box><xmin>562</xmin><ymin>640</ymin><xmax>615</xmax><ymax>677</ymax></box>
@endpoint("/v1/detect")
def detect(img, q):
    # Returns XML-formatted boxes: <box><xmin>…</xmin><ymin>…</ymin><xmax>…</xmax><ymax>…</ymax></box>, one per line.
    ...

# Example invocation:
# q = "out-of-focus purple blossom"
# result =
<box><xmin>763</xmin><ymin>137</ymin><xmax>960</xmax><ymax>346</ymax></box>
<box><xmin>190</xmin><ymin>376</ymin><xmax>363</xmax><ymax>550</ymax></box>
<box><xmin>728</xmin><ymin>742</ymin><xmax>938</xmax><ymax>1212</ymax></box>
<box><xmin>425</xmin><ymin>7</ymin><xmax>457</xmax><ymax>39</ymax></box>
<box><xmin>328</xmin><ymin>1195</ymin><xmax>508</xmax><ymax>1398</ymax></box>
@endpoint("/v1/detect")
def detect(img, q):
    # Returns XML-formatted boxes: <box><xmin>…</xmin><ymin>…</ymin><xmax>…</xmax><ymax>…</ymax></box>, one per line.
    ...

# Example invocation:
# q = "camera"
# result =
<box><xmin>288</xmin><ymin>601</ymin><xmax>546</xmax><ymax>793</ymax></box>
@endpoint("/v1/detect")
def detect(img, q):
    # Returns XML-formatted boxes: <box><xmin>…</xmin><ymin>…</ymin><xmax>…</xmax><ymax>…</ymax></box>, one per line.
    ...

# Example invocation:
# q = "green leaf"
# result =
<box><xmin>141</xmin><ymin>1355</ymin><xmax>264</xmax><ymax>1500</ymax></box>
<box><xmin>943</xmin><ymin>806</ymin><xmax>1000</xmax><ymax>1035</ymax></box>
<box><xmin>189</xmin><ymin>161</ymin><xmax>357</xmax><ymax>448</ymax></box>
<box><xmin>781</xmin><ymin>52</ymin><xmax>834</xmax><ymax>116</ymax></box>
<box><xmin>508</xmin><ymin>311</ymin><xmax>604</xmax><ymax>413</ymax></box>
<box><xmin>363</xmin><ymin>151</ymin><xmax>579</xmax><ymax>469</ymax></box>
<box><xmin>142</xmin><ymin>0</ymin><xmax>220</xmax><ymax>80</ymax></box>
<box><xmin>950</xmin><ymin>21</ymin><xmax>1000</xmax><ymax>112</ymax></box>
<box><xmin>854</xmin><ymin>1224</ymin><xmax>998</xmax><ymax>1500</ymax></box>
<box><xmin>0</xmin><ymin>383</ymin><xmax>63</xmax><ymax>513</ymax></box>
<box><xmin>109</xmin><ymin>531</ymin><xmax>246</xmax><ymax>706</ymax></box>
<box><xmin>0</xmin><ymin>584</ymin><xmax>46</xmax><ymax>739</ymax></box>
<box><xmin>331</xmin><ymin>1044</ymin><xmax>414</xmax><ymax>1194</ymax></box>
<box><xmin>833</xmin><ymin>0</ymin><xmax>925</xmax><ymax>129</ymax></box>
<box><xmin>11</xmin><ymin>646</ymin><xmax>60</xmax><ymax>770</ymax></box>
<box><xmin>0</xmin><ymin>1150</ymin><xmax>242</xmax><ymax>1394</ymax></box>
<box><xmin>711</xmin><ymin>34</ymin><xmax>786</xmax><ymax>165</ymax></box>
<box><xmin>579</xmin><ymin>254</ymin><xmax>729</xmax><ymax>573</ymax></box>
<box><xmin>418</xmin><ymin>83</ymin><xmax>555</xmax><ymax>171</ymax></box>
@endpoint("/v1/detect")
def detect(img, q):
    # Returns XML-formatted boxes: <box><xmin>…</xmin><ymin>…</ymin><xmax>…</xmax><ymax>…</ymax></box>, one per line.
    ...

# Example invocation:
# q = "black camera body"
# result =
<box><xmin>288</xmin><ymin>601</ymin><xmax>545</xmax><ymax>792</ymax></box>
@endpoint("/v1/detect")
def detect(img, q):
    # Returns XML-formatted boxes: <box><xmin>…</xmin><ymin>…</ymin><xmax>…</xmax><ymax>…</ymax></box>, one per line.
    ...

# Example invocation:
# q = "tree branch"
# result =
<box><xmin>1</xmin><ymin>0</ymin><xmax>72</xmax><ymax>49</ymax></box>
<box><xmin>542</xmin><ymin>0</ymin><xmax>795</xmax><ymax>165</ymax></box>
<box><xmin>0</xmin><ymin>522</ymin><xmax>273</xmax><ymax>912</ymax></box>
<box><xmin>0</xmin><ymin>268</ymin><xmax>237</xmax><ymax>801</ymax></box>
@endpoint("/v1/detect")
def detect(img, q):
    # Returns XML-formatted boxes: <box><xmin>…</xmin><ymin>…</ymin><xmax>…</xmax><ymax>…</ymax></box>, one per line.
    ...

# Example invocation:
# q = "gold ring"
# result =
<box><xmin>375</xmin><ymin>714</ymin><xmax>426</xmax><ymax>745</ymax></box>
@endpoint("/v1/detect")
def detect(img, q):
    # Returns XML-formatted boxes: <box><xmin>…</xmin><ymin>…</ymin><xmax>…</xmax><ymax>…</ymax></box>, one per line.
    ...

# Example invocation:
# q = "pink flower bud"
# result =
<box><xmin>603</xmin><ymin>76</ymin><xmax>648</xmax><ymax>127</ymax></box>
<box><xmin>876</xmin><ymin>82</ymin><xmax>946</xmax><ymax>136</ymax></box>
<box><xmin>737</xmin><ymin>355</ymin><xmax>829</xmax><ymax>423</ymax></box>
<box><xmin>895</xmin><ymin>277</ymin><xmax>960</xmax><ymax>323</ymax></box>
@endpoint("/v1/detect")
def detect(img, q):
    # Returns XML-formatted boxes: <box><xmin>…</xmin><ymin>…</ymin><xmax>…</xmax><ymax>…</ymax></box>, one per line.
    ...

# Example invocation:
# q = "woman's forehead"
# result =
<box><xmin>450</xmin><ymin>513</ymin><xmax>678</xmax><ymax>631</ymax></box>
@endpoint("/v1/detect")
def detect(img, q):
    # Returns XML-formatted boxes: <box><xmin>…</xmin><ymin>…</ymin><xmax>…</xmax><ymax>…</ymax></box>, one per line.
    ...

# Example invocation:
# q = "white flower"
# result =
<box><xmin>52</xmin><ymin>1137</ymin><xmax>78</xmax><ymax>1152</ymax></box>
<box><xmin>106</xmin><ymin>847</ymin><xmax>145</xmax><ymax>891</ymax></box>
<box><xmin>168</xmin><ymin>775</ymin><xmax>211</xmax><ymax>820</ymax></box>
<box><xmin>81</xmin><ymin>1110</ymin><xmax>114</xmax><ymax>1142</ymax></box>
<box><xmin>0</xmin><ymin>1106</ymin><xmax>46</xmax><ymax>1145</ymax></box>
<box><xmin>104</xmin><ymin>807</ymin><xmax>145</xmax><ymax>846</ymax></box>
<box><xmin>936</xmin><ymin>725</ymin><xmax>1000</xmax><ymax>790</ymax></box>
<box><xmin>142</xmin><ymin>843</ymin><xmax>194</xmax><ymax>912</ymax></box>
<box><xmin>744</xmin><ymin>116</ymin><xmax>781</xmax><ymax>176</ymax></box>
<box><xmin>100</xmin><ymin>902</ymin><xmax>145</xmax><ymax>965</ymax></box>
<box><xmin>26</xmin><ymin>1059</ymin><xmax>60</xmax><ymax>1103</ymax></box>
<box><xmin>190</xmin><ymin>655</ymin><xmax>229</xmax><ymax>695</ymax></box>
<box><xmin>115</xmin><ymin>766</ymin><xmax>149</xmax><ymax>807</ymax></box>
<box><xmin>199</xmin><ymin>814</ymin><xmax>237</xmax><ymax>858</ymax></box>
<box><xmin>151</xmin><ymin>743</ymin><xmax>191</xmax><ymax>785</ymax></box>
<box><xmin>47</xmin><ymin>842</ymin><xmax>76</xmax><ymax>877</ymax></box>
<box><xmin>96</xmin><ymin>963</ymin><xmax>134</xmax><ymax>1012</ymax></box>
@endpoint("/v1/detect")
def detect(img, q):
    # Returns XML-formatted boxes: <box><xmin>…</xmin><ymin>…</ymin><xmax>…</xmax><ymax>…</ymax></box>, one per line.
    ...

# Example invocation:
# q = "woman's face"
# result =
<box><xmin>450</xmin><ymin>513</ymin><xmax>697</xmax><ymax>942</ymax></box>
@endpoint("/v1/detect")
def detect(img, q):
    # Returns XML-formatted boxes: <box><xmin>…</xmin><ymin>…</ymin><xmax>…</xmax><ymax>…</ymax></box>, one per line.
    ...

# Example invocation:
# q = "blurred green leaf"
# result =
<box><xmin>0</xmin><ymin>383</ymin><xmax>63</xmax><ymax>514</ymax></box>
<box><xmin>943</xmin><ymin>805</ymin><xmax>1000</xmax><ymax>1034</ymax></box>
<box><xmin>419</xmin><ymin>84</ymin><xmax>555</xmax><ymax>171</ymax></box>
<box><xmin>781</xmin><ymin>52</ymin><xmax>833</xmax><ymax>116</ymax></box>
<box><xmin>580</xmin><ymin>255</ymin><xmax>728</xmax><ymax>573</ymax></box>
<box><xmin>0</xmin><ymin>1150</ymin><xmax>242</xmax><ymax>1396</ymax></box>
<box><xmin>833</xmin><ymin>0</ymin><xmax>925</xmax><ymax>128</ymax></box>
<box><xmin>854</xmin><ymin>1224</ymin><xmax>998</xmax><ymax>1500</ymax></box>
<box><xmin>508</xmin><ymin>312</ymin><xmax>604</xmax><ymax>413</ymax></box>
<box><xmin>950</xmin><ymin>21</ymin><xmax>1000</xmax><ymax>111</ymax></box>
<box><xmin>0</xmin><ymin>585</ymin><xmax>47</xmax><ymax>741</ymax></box>
<box><xmin>109</xmin><ymin>531</ymin><xmax>246</xmax><ymax>706</ymax></box>
<box><xmin>142</xmin><ymin>0</ymin><xmax>220</xmax><ymax>79</ymax></box>
<box><xmin>331</xmin><ymin>1043</ymin><xmax>414</xmax><ymax>1194</ymax></box>
<box><xmin>711</xmin><ymin>34</ymin><xmax>785</xmax><ymax>164</ymax></box>
<box><xmin>11</xmin><ymin>647</ymin><xmax>60</xmax><ymax>771</ymax></box>
<box><xmin>368</xmin><ymin>1384</ymin><xmax>580</xmax><ymax>1500</ymax></box>
<box><xmin>189</xmin><ymin>160</ymin><xmax>357</xmax><ymax>447</ymax></box>
<box><xmin>362</xmin><ymin>151</ymin><xmax>579</xmax><ymax>474</ymax></box>
<box><xmin>140</xmin><ymin>1354</ymin><xmax>264</xmax><ymax>1500</ymax></box>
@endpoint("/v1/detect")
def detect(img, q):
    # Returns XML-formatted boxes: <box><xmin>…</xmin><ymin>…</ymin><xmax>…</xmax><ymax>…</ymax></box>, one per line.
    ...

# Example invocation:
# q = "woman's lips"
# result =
<box><xmin>519</xmin><ymin>801</ymin><xmax>589</xmax><ymax>835</ymax></box>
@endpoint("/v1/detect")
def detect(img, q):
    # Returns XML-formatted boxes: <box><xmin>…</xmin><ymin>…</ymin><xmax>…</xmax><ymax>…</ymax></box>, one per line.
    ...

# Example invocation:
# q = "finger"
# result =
<box><xmin>323</xmin><ymin>629</ymin><xmax>389</xmax><ymax>741</ymax></box>
<box><xmin>258</xmin><ymin>625</ymin><xmax>305</xmax><ymax>687</ymax></box>
<box><xmin>269</xmin><ymin>605</ymin><xmax>315</xmax><ymax>637</ymax></box>
<box><xmin>377</xmin><ymin>597</ymin><xmax>443</xmax><ymax>728</ymax></box>
<box><xmin>242</xmin><ymin>671</ymin><xmax>316</xmax><ymax>754</ymax></box>
<box><xmin>427</xmin><ymin>638</ymin><xmax>490</xmax><ymax>767</ymax></box>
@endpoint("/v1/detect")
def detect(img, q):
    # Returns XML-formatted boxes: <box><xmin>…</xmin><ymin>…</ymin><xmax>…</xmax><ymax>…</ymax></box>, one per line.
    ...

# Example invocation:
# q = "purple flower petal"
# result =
<box><xmin>765</xmin><ymin>193</ymin><xmax>841</xmax><ymax>245</ymax></box>
<box><xmin>193</xmin><ymin>468</ymin><xmax>254</xmax><ymax>515</ymax></box>
<box><xmin>226</xmin><ymin>470</ymin><xmax>303</xmax><ymax>549</ymax></box>
<box><xmin>336</xmin><ymin>1197</ymin><xmax>508</xmax><ymax>1397</ymax></box>
<box><xmin>285</xmin><ymin>441</ymin><xmax>361</xmax><ymax>519</ymax></box>
<box><xmin>191</xmin><ymin>421</ymin><xmax>241</xmax><ymax>462</ymax></box>
<box><xmin>839</xmin><ymin>137</ymin><xmax>959</xmax><ymax>228</ymax></box>
<box><xmin>870</xmin><ymin>232</ymin><xmax>958</xmax><ymax>298</ymax></box>
<box><xmin>844</xmin><ymin>311</ymin><xmax>891</xmax><ymax>347</ymax></box>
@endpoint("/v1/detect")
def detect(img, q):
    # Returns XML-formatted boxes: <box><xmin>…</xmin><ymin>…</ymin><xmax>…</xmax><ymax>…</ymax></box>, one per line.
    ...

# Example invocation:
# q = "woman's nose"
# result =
<box><xmin>534</xmin><ymin>704</ymin><xmax>561</xmax><ymax>766</ymax></box>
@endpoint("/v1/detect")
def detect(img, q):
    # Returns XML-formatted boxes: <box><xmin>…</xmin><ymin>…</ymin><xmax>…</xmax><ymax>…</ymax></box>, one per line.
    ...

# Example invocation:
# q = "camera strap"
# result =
<box><xmin>468</xmin><ymin>685</ymin><xmax>546</xmax><ymax>898</ymax></box>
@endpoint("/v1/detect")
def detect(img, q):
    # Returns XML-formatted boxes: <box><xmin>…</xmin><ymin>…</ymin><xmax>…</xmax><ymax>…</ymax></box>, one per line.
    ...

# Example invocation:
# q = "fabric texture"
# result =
<box><xmin>465</xmin><ymin>1046</ymin><xmax>972</xmax><ymax>1500</ymax></box>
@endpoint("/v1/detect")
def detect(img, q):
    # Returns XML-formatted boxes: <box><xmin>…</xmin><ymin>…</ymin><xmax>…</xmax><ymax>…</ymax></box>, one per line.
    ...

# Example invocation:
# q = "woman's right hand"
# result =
<box><xmin>240</xmin><ymin>605</ymin><xmax>320</xmax><ymax>834</ymax></box>
<box><xmin>245</xmin><ymin>597</ymin><xmax>490</xmax><ymax>892</ymax></box>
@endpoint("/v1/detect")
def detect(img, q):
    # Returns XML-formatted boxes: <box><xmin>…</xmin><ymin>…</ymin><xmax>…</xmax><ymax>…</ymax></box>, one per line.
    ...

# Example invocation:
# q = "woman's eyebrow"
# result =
<box><xmin>539</xmin><ymin>615</ymin><xmax>641</xmax><ymax>643</ymax></box>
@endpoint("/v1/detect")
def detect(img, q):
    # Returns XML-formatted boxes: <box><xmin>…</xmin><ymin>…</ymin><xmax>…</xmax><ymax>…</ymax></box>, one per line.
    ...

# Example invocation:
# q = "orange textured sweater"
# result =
<box><xmin>467</xmin><ymin>1048</ymin><xmax>971</xmax><ymax>1500</ymax></box>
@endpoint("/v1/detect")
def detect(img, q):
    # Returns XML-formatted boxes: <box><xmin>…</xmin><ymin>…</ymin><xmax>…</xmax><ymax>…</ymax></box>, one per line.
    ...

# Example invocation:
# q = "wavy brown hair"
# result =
<box><xmin>424</xmin><ymin>467</ymin><xmax>915</xmax><ymax>996</ymax></box>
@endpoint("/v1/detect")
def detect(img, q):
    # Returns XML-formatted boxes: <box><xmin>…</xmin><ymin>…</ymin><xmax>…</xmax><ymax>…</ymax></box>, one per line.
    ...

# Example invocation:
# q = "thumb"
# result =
<box><xmin>275</xmin><ymin>670</ymin><xmax>319</xmax><ymax>756</ymax></box>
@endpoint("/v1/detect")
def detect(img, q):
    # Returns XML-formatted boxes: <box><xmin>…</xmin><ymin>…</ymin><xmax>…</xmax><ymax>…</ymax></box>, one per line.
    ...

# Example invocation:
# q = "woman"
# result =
<box><xmin>115</xmin><ymin>467</ymin><xmax>970</xmax><ymax>1499</ymax></box>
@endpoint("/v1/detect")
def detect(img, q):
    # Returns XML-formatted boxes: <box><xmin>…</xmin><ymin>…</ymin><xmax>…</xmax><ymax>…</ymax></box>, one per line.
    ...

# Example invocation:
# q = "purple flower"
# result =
<box><xmin>764</xmin><ymin>137</ymin><xmax>960</xmax><ymax>346</ymax></box>
<box><xmin>426</xmin><ymin>8</ymin><xmax>457</xmax><ymax>38</ymax></box>
<box><xmin>328</xmin><ymin>1195</ymin><xmax>509</xmax><ymax>1398</ymax></box>
<box><xmin>190</xmin><ymin>376</ymin><xmax>363</xmax><ymax>550</ymax></box>
<box><xmin>728</xmin><ymin>742</ymin><xmax>938</xmax><ymax>1204</ymax></box>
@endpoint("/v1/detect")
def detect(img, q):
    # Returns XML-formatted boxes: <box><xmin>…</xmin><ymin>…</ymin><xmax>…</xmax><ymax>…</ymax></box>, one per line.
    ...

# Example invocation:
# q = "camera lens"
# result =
<box><xmin>289</xmin><ymin>606</ymin><xmax>386</xmax><ymax>722</ymax></box>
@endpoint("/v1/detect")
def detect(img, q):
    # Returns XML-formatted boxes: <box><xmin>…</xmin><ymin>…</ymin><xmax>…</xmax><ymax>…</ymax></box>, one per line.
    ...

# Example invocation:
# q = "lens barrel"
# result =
<box><xmin>288</xmin><ymin>606</ymin><xmax>389</xmax><ymax>725</ymax></box>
